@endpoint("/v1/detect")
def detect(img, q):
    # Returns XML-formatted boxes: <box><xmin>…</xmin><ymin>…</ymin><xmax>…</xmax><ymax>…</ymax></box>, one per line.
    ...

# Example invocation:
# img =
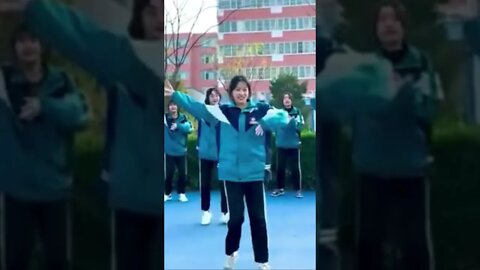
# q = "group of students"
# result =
<box><xmin>164</xmin><ymin>76</ymin><xmax>307</xmax><ymax>270</ymax></box>
<box><xmin>164</xmin><ymin>85</ymin><xmax>306</xmax><ymax>228</ymax></box>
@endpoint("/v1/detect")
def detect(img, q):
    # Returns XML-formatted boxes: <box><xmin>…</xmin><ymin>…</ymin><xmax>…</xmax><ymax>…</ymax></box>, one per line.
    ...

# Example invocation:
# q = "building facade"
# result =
<box><xmin>217</xmin><ymin>0</ymin><xmax>316</xmax><ymax>101</ymax></box>
<box><xmin>165</xmin><ymin>32</ymin><xmax>219</xmax><ymax>95</ymax></box>
<box><xmin>165</xmin><ymin>0</ymin><xmax>316</xmax><ymax>102</ymax></box>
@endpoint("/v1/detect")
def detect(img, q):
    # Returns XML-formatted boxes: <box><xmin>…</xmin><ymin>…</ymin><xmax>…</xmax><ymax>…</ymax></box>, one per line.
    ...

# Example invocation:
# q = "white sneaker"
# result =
<box><xmin>219</xmin><ymin>213</ymin><xmax>229</xmax><ymax>224</ymax></box>
<box><xmin>164</xmin><ymin>194</ymin><xmax>172</xmax><ymax>202</ymax></box>
<box><xmin>201</xmin><ymin>211</ymin><xmax>212</xmax><ymax>225</ymax></box>
<box><xmin>224</xmin><ymin>252</ymin><xmax>238</xmax><ymax>270</ymax></box>
<box><xmin>178</xmin><ymin>193</ymin><xmax>188</xmax><ymax>202</ymax></box>
<box><xmin>258</xmin><ymin>263</ymin><xmax>271</xmax><ymax>270</ymax></box>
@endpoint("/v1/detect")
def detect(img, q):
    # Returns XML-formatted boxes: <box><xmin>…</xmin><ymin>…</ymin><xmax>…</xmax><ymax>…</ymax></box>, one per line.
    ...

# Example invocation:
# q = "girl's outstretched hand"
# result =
<box><xmin>164</xmin><ymin>79</ymin><xmax>174</xmax><ymax>97</ymax></box>
<box><xmin>255</xmin><ymin>125</ymin><xmax>264</xmax><ymax>136</ymax></box>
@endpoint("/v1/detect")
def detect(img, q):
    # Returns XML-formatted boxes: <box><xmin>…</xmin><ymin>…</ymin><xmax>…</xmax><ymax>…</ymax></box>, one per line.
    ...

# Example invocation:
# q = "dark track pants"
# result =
<box><xmin>199</xmin><ymin>159</ymin><xmax>227</xmax><ymax>213</ymax></box>
<box><xmin>356</xmin><ymin>175</ymin><xmax>434</xmax><ymax>270</ymax></box>
<box><xmin>113</xmin><ymin>210</ymin><xmax>162</xmax><ymax>270</ymax></box>
<box><xmin>3</xmin><ymin>196</ymin><xmax>70</xmax><ymax>270</ymax></box>
<box><xmin>165</xmin><ymin>155</ymin><xmax>187</xmax><ymax>195</ymax></box>
<box><xmin>224</xmin><ymin>181</ymin><xmax>268</xmax><ymax>263</ymax></box>
<box><xmin>275</xmin><ymin>148</ymin><xmax>301</xmax><ymax>190</ymax></box>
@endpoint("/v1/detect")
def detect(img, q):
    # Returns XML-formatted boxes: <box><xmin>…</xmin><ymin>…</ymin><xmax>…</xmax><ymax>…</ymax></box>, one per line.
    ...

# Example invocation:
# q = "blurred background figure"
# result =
<box><xmin>353</xmin><ymin>1</ymin><xmax>440</xmax><ymax>269</ymax></box>
<box><xmin>23</xmin><ymin>0</ymin><xmax>164</xmax><ymax>269</ymax></box>
<box><xmin>164</xmin><ymin>101</ymin><xmax>192</xmax><ymax>203</ymax></box>
<box><xmin>0</xmin><ymin>25</ymin><xmax>88</xmax><ymax>270</ymax></box>
<box><xmin>271</xmin><ymin>92</ymin><xmax>304</xmax><ymax>199</ymax></box>
<box><xmin>196</xmin><ymin>87</ymin><xmax>229</xmax><ymax>226</ymax></box>
<box><xmin>317</xmin><ymin>0</ymin><xmax>346</xmax><ymax>269</ymax></box>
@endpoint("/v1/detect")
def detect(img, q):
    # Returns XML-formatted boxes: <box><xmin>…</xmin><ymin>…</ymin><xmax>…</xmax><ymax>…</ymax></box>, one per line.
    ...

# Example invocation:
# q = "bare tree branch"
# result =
<box><xmin>164</xmin><ymin>0</ymin><xmax>241</xmax><ymax>88</ymax></box>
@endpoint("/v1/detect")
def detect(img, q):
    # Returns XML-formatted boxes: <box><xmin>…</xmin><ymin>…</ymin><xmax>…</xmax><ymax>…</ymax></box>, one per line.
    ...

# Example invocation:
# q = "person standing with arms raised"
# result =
<box><xmin>0</xmin><ymin>25</ymin><xmax>88</xmax><ymax>270</ymax></box>
<box><xmin>23</xmin><ymin>0</ymin><xmax>164</xmax><ymax>269</ymax></box>
<box><xmin>165</xmin><ymin>76</ymin><xmax>291</xmax><ymax>270</ymax></box>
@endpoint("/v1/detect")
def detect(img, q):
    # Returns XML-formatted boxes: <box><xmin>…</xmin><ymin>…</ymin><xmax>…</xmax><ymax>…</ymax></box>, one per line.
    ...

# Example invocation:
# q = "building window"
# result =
<box><xmin>180</xmin><ymin>72</ymin><xmax>188</xmax><ymax>80</ymax></box>
<box><xmin>245</xmin><ymin>20</ymin><xmax>251</xmax><ymax>31</ymax></box>
<box><xmin>303</xmin><ymin>17</ymin><xmax>311</xmax><ymax>28</ymax></box>
<box><xmin>201</xmin><ymin>71</ymin><xmax>217</xmax><ymax>80</ymax></box>
<box><xmin>292</xmin><ymin>42</ymin><xmax>298</xmax><ymax>54</ymax></box>
<box><xmin>292</xmin><ymin>66</ymin><xmax>299</xmax><ymax>77</ymax></box>
<box><xmin>298</xmin><ymin>42</ymin><xmax>304</xmax><ymax>53</ymax></box>
<box><xmin>305</xmin><ymin>41</ymin><xmax>312</xmax><ymax>53</ymax></box>
<box><xmin>264</xmin><ymin>19</ymin><xmax>270</xmax><ymax>30</ymax></box>
<box><xmin>219</xmin><ymin>0</ymin><xmax>228</xmax><ymax>9</ymax></box>
<box><xmin>258</xmin><ymin>20</ymin><xmax>264</xmax><ymax>31</ymax></box>
<box><xmin>220</xmin><ymin>0</ymin><xmax>314</xmax><ymax>9</ymax></box>
<box><xmin>284</xmin><ymin>18</ymin><xmax>290</xmax><ymax>30</ymax></box>
<box><xmin>285</xmin><ymin>42</ymin><xmax>291</xmax><ymax>54</ymax></box>
<box><xmin>202</xmin><ymin>55</ymin><xmax>215</xmax><ymax>64</ymax></box>
<box><xmin>222</xmin><ymin>40</ymin><xmax>315</xmax><ymax>57</ymax></box>
<box><xmin>223</xmin><ymin>17</ymin><xmax>315</xmax><ymax>33</ymax></box>
<box><xmin>277</xmin><ymin>19</ymin><xmax>283</xmax><ymax>30</ymax></box>
<box><xmin>252</xmin><ymin>68</ymin><xmax>258</xmax><ymax>79</ymax></box>
<box><xmin>291</xmin><ymin>18</ymin><xmax>297</xmax><ymax>30</ymax></box>
<box><xmin>299</xmin><ymin>66</ymin><xmax>305</xmax><ymax>78</ymax></box>
<box><xmin>202</xmin><ymin>38</ymin><xmax>216</xmax><ymax>47</ymax></box>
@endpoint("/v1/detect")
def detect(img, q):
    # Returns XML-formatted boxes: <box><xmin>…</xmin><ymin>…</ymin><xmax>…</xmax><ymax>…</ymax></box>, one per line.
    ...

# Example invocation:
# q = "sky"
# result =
<box><xmin>164</xmin><ymin>0</ymin><xmax>219</xmax><ymax>33</ymax></box>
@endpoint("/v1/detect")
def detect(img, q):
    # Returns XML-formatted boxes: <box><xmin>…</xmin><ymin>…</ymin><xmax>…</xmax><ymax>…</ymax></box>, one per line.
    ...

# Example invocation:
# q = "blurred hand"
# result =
<box><xmin>170</xmin><ymin>123</ymin><xmax>177</xmax><ymax>131</ymax></box>
<box><xmin>19</xmin><ymin>97</ymin><xmax>41</xmax><ymax>121</ymax></box>
<box><xmin>255</xmin><ymin>125</ymin><xmax>264</xmax><ymax>136</ymax></box>
<box><xmin>164</xmin><ymin>79</ymin><xmax>174</xmax><ymax>97</ymax></box>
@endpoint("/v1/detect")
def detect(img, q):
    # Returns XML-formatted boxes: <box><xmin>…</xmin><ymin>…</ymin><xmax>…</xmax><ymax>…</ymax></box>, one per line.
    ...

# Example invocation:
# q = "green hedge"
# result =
<box><xmin>185</xmin><ymin>132</ymin><xmax>316</xmax><ymax>190</ymax></box>
<box><xmin>334</xmin><ymin>124</ymin><xmax>480</xmax><ymax>270</ymax></box>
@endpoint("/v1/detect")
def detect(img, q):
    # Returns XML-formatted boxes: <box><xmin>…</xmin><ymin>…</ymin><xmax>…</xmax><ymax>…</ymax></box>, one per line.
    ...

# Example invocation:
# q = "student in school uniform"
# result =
<box><xmin>164</xmin><ymin>101</ymin><xmax>193</xmax><ymax>203</ymax></box>
<box><xmin>0</xmin><ymin>26</ymin><xmax>88</xmax><ymax>270</ymax></box>
<box><xmin>317</xmin><ymin>1</ymin><xmax>441</xmax><ymax>269</ymax></box>
<box><xmin>353</xmin><ymin>2</ymin><xmax>439</xmax><ymax>268</ymax></box>
<box><xmin>197</xmin><ymin>87</ymin><xmax>229</xmax><ymax>225</ymax></box>
<box><xmin>271</xmin><ymin>92</ymin><xmax>304</xmax><ymax>198</ymax></box>
<box><xmin>165</xmin><ymin>76</ymin><xmax>291</xmax><ymax>270</ymax></box>
<box><xmin>23</xmin><ymin>0</ymin><xmax>164</xmax><ymax>269</ymax></box>
<box><xmin>316</xmin><ymin>1</ymin><xmax>346</xmax><ymax>268</ymax></box>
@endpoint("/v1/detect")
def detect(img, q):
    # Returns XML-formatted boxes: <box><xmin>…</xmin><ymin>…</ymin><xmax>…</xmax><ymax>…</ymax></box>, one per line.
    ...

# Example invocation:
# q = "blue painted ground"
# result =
<box><xmin>165</xmin><ymin>191</ymin><xmax>316</xmax><ymax>270</ymax></box>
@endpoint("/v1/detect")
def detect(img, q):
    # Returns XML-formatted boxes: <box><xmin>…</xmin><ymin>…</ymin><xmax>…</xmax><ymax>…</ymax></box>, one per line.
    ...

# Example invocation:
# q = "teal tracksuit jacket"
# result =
<box><xmin>26</xmin><ymin>0</ymin><xmax>164</xmax><ymax>215</ymax></box>
<box><xmin>317</xmin><ymin>45</ymin><xmax>440</xmax><ymax>178</ymax></box>
<box><xmin>274</xmin><ymin>106</ymin><xmax>304</xmax><ymax>149</ymax></box>
<box><xmin>0</xmin><ymin>65</ymin><xmax>88</xmax><ymax>201</ymax></box>
<box><xmin>172</xmin><ymin>91</ymin><xmax>290</xmax><ymax>182</ymax></box>
<box><xmin>164</xmin><ymin>113</ymin><xmax>192</xmax><ymax>156</ymax></box>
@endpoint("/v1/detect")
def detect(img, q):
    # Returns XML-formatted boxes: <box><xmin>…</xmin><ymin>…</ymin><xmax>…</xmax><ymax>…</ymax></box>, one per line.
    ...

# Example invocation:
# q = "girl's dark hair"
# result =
<box><xmin>10</xmin><ymin>24</ymin><xmax>48</xmax><ymax>63</ymax></box>
<box><xmin>228</xmin><ymin>75</ymin><xmax>251</xmax><ymax>101</ymax></box>
<box><xmin>204</xmin><ymin>87</ymin><xmax>222</xmax><ymax>105</ymax></box>
<box><xmin>373</xmin><ymin>0</ymin><xmax>408</xmax><ymax>44</ymax></box>
<box><xmin>128</xmin><ymin>0</ymin><xmax>150</xmax><ymax>40</ymax></box>
<box><xmin>283</xmin><ymin>92</ymin><xmax>293</xmax><ymax>100</ymax></box>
